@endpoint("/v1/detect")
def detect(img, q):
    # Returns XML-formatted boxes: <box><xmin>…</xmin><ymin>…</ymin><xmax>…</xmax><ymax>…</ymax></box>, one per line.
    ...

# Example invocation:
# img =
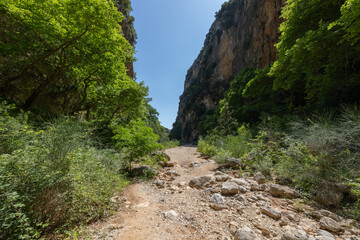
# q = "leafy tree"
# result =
<box><xmin>113</xmin><ymin>120</ymin><xmax>162</xmax><ymax>169</ymax></box>
<box><xmin>0</xmin><ymin>0</ymin><xmax>141</xmax><ymax>119</ymax></box>
<box><xmin>271</xmin><ymin>0</ymin><xmax>360</xmax><ymax>108</ymax></box>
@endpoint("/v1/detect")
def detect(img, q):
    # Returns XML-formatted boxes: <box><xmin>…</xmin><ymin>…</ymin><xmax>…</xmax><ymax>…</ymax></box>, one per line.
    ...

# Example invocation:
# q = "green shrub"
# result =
<box><xmin>214</xmin><ymin>149</ymin><xmax>232</xmax><ymax>164</ymax></box>
<box><xmin>0</xmin><ymin>104</ymin><xmax>130</xmax><ymax>239</ymax></box>
<box><xmin>113</xmin><ymin>120</ymin><xmax>162</xmax><ymax>169</ymax></box>
<box><xmin>198</xmin><ymin>125</ymin><xmax>252</xmax><ymax>161</ymax></box>
<box><xmin>161</xmin><ymin>140</ymin><xmax>180</xmax><ymax>149</ymax></box>
<box><xmin>198</xmin><ymin>136</ymin><xmax>219</xmax><ymax>157</ymax></box>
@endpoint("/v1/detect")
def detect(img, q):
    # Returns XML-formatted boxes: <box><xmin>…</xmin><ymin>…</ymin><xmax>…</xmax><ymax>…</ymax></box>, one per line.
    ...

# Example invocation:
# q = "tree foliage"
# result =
<box><xmin>0</xmin><ymin>0</ymin><xmax>143</xmax><ymax>119</ymax></box>
<box><xmin>271</xmin><ymin>0</ymin><xmax>360</xmax><ymax>108</ymax></box>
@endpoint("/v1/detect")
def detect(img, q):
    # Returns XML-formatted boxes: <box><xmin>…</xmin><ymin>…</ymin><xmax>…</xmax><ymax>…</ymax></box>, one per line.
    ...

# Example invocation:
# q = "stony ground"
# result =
<box><xmin>88</xmin><ymin>146</ymin><xmax>360</xmax><ymax>240</ymax></box>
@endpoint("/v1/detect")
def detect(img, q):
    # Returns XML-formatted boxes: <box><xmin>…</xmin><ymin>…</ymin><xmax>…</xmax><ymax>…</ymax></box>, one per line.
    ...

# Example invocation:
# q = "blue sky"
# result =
<box><xmin>132</xmin><ymin>0</ymin><xmax>227</xmax><ymax>129</ymax></box>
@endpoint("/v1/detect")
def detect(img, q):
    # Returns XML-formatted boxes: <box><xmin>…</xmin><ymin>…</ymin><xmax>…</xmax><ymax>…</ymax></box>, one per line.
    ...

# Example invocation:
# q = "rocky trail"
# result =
<box><xmin>89</xmin><ymin>146</ymin><xmax>359</xmax><ymax>240</ymax></box>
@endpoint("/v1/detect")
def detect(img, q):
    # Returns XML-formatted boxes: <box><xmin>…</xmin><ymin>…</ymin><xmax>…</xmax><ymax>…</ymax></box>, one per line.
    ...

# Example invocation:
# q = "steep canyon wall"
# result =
<box><xmin>173</xmin><ymin>0</ymin><xmax>284</xmax><ymax>142</ymax></box>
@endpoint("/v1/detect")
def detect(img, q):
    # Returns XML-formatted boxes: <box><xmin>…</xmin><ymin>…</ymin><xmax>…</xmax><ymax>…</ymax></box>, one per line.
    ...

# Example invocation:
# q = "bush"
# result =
<box><xmin>161</xmin><ymin>140</ymin><xmax>180</xmax><ymax>149</ymax></box>
<box><xmin>0</xmin><ymin>103</ymin><xmax>129</xmax><ymax>239</ymax></box>
<box><xmin>198</xmin><ymin>125</ymin><xmax>252</xmax><ymax>162</ymax></box>
<box><xmin>198</xmin><ymin>136</ymin><xmax>219</xmax><ymax>157</ymax></box>
<box><xmin>113</xmin><ymin>120</ymin><xmax>162</xmax><ymax>169</ymax></box>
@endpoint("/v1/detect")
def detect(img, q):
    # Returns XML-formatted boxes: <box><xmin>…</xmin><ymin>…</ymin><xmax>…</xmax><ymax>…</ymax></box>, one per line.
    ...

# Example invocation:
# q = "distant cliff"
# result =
<box><xmin>172</xmin><ymin>0</ymin><xmax>284</xmax><ymax>142</ymax></box>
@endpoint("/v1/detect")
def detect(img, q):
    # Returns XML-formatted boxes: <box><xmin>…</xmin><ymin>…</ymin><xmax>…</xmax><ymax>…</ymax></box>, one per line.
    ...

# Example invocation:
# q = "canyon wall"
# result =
<box><xmin>173</xmin><ymin>0</ymin><xmax>284</xmax><ymax>142</ymax></box>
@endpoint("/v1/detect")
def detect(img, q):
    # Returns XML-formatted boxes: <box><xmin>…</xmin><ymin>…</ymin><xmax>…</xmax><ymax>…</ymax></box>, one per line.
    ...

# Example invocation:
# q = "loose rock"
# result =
<box><xmin>315</xmin><ymin>190</ymin><xmax>344</xmax><ymax>207</ymax></box>
<box><xmin>254</xmin><ymin>172</ymin><xmax>266</xmax><ymax>184</ymax></box>
<box><xmin>163</xmin><ymin>210</ymin><xmax>179</xmax><ymax>219</ymax></box>
<box><xmin>261</xmin><ymin>206</ymin><xmax>282</xmax><ymax>220</ymax></box>
<box><xmin>189</xmin><ymin>175</ymin><xmax>215</xmax><ymax>189</ymax></box>
<box><xmin>234</xmin><ymin>227</ymin><xmax>255</xmax><ymax>240</ymax></box>
<box><xmin>221</xmin><ymin>181</ymin><xmax>240</xmax><ymax>195</ymax></box>
<box><xmin>154</xmin><ymin>180</ymin><xmax>165</xmax><ymax>188</ymax></box>
<box><xmin>316</xmin><ymin>229</ymin><xmax>335</xmax><ymax>240</ymax></box>
<box><xmin>226</xmin><ymin>157</ymin><xmax>241</xmax><ymax>169</ymax></box>
<box><xmin>210</xmin><ymin>193</ymin><xmax>226</xmax><ymax>205</ymax></box>
<box><xmin>319</xmin><ymin>217</ymin><xmax>342</xmax><ymax>233</ymax></box>
<box><xmin>164</xmin><ymin>161</ymin><xmax>176</xmax><ymax>167</ymax></box>
<box><xmin>282</xmin><ymin>227</ymin><xmax>308</xmax><ymax>240</ymax></box>
<box><xmin>269</xmin><ymin>184</ymin><xmax>299</xmax><ymax>199</ymax></box>
<box><xmin>210</xmin><ymin>203</ymin><xmax>228</xmax><ymax>211</ymax></box>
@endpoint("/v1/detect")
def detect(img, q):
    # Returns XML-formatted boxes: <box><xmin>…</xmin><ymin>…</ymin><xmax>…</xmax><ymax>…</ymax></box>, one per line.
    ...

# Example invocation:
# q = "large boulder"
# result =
<box><xmin>221</xmin><ymin>181</ymin><xmax>240</xmax><ymax>195</ymax></box>
<box><xmin>315</xmin><ymin>190</ymin><xmax>343</xmax><ymax>207</ymax></box>
<box><xmin>319</xmin><ymin>217</ymin><xmax>342</xmax><ymax>233</ymax></box>
<box><xmin>269</xmin><ymin>184</ymin><xmax>299</xmax><ymax>199</ymax></box>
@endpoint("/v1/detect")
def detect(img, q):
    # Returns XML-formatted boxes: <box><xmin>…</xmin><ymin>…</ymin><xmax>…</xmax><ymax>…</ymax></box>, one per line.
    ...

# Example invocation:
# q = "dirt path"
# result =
<box><xmin>89</xmin><ymin>147</ymin><xmax>360</xmax><ymax>240</ymax></box>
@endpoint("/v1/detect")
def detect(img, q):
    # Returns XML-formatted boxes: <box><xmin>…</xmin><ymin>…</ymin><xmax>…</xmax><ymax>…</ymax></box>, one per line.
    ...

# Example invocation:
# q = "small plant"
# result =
<box><xmin>214</xmin><ymin>149</ymin><xmax>232</xmax><ymax>163</ymax></box>
<box><xmin>198</xmin><ymin>136</ymin><xmax>219</xmax><ymax>157</ymax></box>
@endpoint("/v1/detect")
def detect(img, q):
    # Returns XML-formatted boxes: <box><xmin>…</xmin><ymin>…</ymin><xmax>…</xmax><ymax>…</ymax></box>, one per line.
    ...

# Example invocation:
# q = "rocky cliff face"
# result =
<box><xmin>173</xmin><ymin>0</ymin><xmax>284</xmax><ymax>142</ymax></box>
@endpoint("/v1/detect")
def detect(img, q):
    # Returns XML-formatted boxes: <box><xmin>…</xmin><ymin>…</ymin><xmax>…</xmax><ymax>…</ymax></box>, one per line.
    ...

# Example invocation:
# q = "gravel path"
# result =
<box><xmin>88</xmin><ymin>147</ymin><xmax>360</xmax><ymax>240</ymax></box>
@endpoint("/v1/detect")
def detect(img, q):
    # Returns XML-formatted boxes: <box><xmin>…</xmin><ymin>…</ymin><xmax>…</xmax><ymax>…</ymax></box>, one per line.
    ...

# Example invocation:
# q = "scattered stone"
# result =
<box><xmin>313</xmin><ymin>210</ymin><xmax>343</xmax><ymax>222</ymax></box>
<box><xmin>251</xmin><ymin>183</ymin><xmax>266</xmax><ymax>191</ymax></box>
<box><xmin>163</xmin><ymin>210</ymin><xmax>179</xmax><ymax>219</ymax></box>
<box><xmin>135</xmin><ymin>202</ymin><xmax>150</xmax><ymax>208</ymax></box>
<box><xmin>315</xmin><ymin>190</ymin><xmax>344</xmax><ymax>207</ymax></box>
<box><xmin>164</xmin><ymin>161</ymin><xmax>176</xmax><ymax>167</ymax></box>
<box><xmin>261</xmin><ymin>206</ymin><xmax>282</xmax><ymax>220</ymax></box>
<box><xmin>226</xmin><ymin>157</ymin><xmax>241</xmax><ymax>169</ymax></box>
<box><xmin>319</xmin><ymin>217</ymin><xmax>342</xmax><ymax>233</ymax></box>
<box><xmin>169</xmin><ymin>185</ymin><xmax>179</xmax><ymax>192</ymax></box>
<box><xmin>154</xmin><ymin>180</ymin><xmax>165</xmax><ymax>188</ymax></box>
<box><xmin>221</xmin><ymin>182</ymin><xmax>240</xmax><ymax>195</ymax></box>
<box><xmin>253</xmin><ymin>221</ymin><xmax>271</xmax><ymax>236</ymax></box>
<box><xmin>230</xmin><ymin>178</ymin><xmax>250</xmax><ymax>188</ymax></box>
<box><xmin>189</xmin><ymin>175</ymin><xmax>215</xmax><ymax>189</ymax></box>
<box><xmin>216</xmin><ymin>175</ymin><xmax>229</xmax><ymax>182</ymax></box>
<box><xmin>269</xmin><ymin>184</ymin><xmax>299</xmax><ymax>199</ymax></box>
<box><xmin>210</xmin><ymin>193</ymin><xmax>226</xmax><ymax>205</ymax></box>
<box><xmin>189</xmin><ymin>161</ymin><xmax>200</xmax><ymax>167</ymax></box>
<box><xmin>317</xmin><ymin>230</ymin><xmax>335</xmax><ymax>240</ymax></box>
<box><xmin>178</xmin><ymin>182</ymin><xmax>187</xmax><ymax>187</ymax></box>
<box><xmin>234</xmin><ymin>227</ymin><xmax>255</xmax><ymax>240</ymax></box>
<box><xmin>256</xmin><ymin>194</ymin><xmax>270</xmax><ymax>202</ymax></box>
<box><xmin>210</xmin><ymin>203</ymin><xmax>228</xmax><ymax>211</ymax></box>
<box><xmin>322</xmin><ymin>181</ymin><xmax>351</xmax><ymax>194</ymax></box>
<box><xmin>254</xmin><ymin>172</ymin><xmax>266</xmax><ymax>184</ymax></box>
<box><xmin>281</xmin><ymin>227</ymin><xmax>308</xmax><ymax>240</ymax></box>
<box><xmin>110</xmin><ymin>196</ymin><xmax>120</xmax><ymax>203</ymax></box>
<box><xmin>279</xmin><ymin>219</ymin><xmax>288</xmax><ymax>226</ymax></box>
<box><xmin>238</xmin><ymin>186</ymin><xmax>248</xmax><ymax>193</ymax></box>
<box><xmin>229</xmin><ymin>221</ymin><xmax>239</xmax><ymax>235</ymax></box>
<box><xmin>184</xmin><ymin>213</ymin><xmax>195</xmax><ymax>221</ymax></box>
<box><xmin>165</xmin><ymin>170</ymin><xmax>180</xmax><ymax>177</ymax></box>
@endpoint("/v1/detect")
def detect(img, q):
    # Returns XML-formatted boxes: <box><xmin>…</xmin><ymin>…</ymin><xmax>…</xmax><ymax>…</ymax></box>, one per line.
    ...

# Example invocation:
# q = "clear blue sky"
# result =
<box><xmin>132</xmin><ymin>0</ymin><xmax>226</xmax><ymax>129</ymax></box>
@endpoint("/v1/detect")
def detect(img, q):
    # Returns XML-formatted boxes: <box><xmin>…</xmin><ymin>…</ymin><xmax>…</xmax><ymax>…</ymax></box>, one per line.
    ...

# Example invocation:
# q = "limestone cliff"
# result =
<box><xmin>173</xmin><ymin>0</ymin><xmax>284</xmax><ymax>142</ymax></box>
